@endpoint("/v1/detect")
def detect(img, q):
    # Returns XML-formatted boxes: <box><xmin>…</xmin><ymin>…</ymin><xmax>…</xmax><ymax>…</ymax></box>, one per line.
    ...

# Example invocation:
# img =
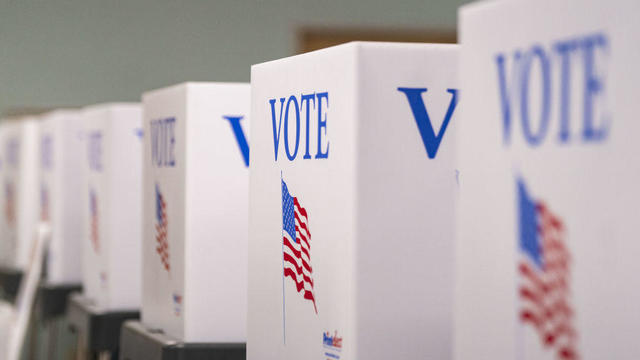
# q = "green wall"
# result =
<box><xmin>0</xmin><ymin>0</ymin><xmax>471</xmax><ymax>115</ymax></box>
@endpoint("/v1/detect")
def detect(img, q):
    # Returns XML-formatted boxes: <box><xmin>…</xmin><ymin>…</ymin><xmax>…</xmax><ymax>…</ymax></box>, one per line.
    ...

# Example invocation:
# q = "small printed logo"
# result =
<box><xmin>323</xmin><ymin>330</ymin><xmax>343</xmax><ymax>359</ymax></box>
<box><xmin>281</xmin><ymin>177</ymin><xmax>317</xmax><ymax>314</ymax></box>
<box><xmin>155</xmin><ymin>184</ymin><xmax>170</xmax><ymax>272</ymax></box>
<box><xmin>517</xmin><ymin>178</ymin><xmax>578</xmax><ymax>359</ymax></box>
<box><xmin>40</xmin><ymin>184</ymin><xmax>49</xmax><ymax>222</ymax></box>
<box><xmin>90</xmin><ymin>188</ymin><xmax>100</xmax><ymax>253</ymax></box>
<box><xmin>172</xmin><ymin>292</ymin><xmax>182</xmax><ymax>316</ymax></box>
<box><xmin>5</xmin><ymin>182</ymin><xmax>15</xmax><ymax>227</ymax></box>
<box><xmin>100</xmin><ymin>272</ymin><xmax>107</xmax><ymax>288</ymax></box>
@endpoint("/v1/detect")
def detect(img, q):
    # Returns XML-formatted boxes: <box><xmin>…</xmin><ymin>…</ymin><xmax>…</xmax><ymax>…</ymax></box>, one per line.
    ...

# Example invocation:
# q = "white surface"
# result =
<box><xmin>39</xmin><ymin>109</ymin><xmax>85</xmax><ymax>284</ymax></box>
<box><xmin>456</xmin><ymin>0</ymin><xmax>640</xmax><ymax>359</ymax></box>
<box><xmin>248</xmin><ymin>42</ymin><xmax>458</xmax><ymax>360</ymax></box>
<box><xmin>0</xmin><ymin>119</ymin><xmax>40</xmax><ymax>272</ymax></box>
<box><xmin>81</xmin><ymin>103</ymin><xmax>142</xmax><ymax>311</ymax></box>
<box><xmin>141</xmin><ymin>83</ymin><xmax>250</xmax><ymax>342</ymax></box>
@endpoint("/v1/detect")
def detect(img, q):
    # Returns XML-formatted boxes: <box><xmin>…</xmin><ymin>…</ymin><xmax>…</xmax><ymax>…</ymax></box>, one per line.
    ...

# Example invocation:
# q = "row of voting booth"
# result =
<box><xmin>0</xmin><ymin>0</ymin><xmax>638</xmax><ymax>358</ymax></box>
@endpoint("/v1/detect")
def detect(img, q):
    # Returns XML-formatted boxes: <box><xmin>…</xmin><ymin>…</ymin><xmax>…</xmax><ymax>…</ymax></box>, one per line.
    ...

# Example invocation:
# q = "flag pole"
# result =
<box><xmin>281</xmin><ymin>170</ymin><xmax>286</xmax><ymax>345</ymax></box>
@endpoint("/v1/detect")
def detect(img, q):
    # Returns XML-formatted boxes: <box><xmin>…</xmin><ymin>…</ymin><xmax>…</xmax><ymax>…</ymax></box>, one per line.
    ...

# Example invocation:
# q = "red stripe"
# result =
<box><xmin>295</xmin><ymin>212</ymin><xmax>311</xmax><ymax>240</ymax></box>
<box><xmin>543</xmin><ymin>238</ymin><xmax>566</xmax><ymax>253</ymax></box>
<box><xmin>520</xmin><ymin>287</ymin><xmax>572</xmax><ymax>323</ymax></box>
<box><xmin>520</xmin><ymin>263</ymin><xmax>568</xmax><ymax>295</ymax></box>
<box><xmin>293</xmin><ymin>198</ymin><xmax>308</xmax><ymax>219</ymax></box>
<box><xmin>519</xmin><ymin>286</ymin><xmax>542</xmax><ymax>305</ymax></box>
<box><xmin>545</xmin><ymin>261</ymin><xmax>569</xmax><ymax>273</ymax></box>
<box><xmin>558</xmin><ymin>346</ymin><xmax>578</xmax><ymax>360</ymax></box>
<box><xmin>303</xmin><ymin>290</ymin><xmax>316</xmax><ymax>302</ymax></box>
<box><xmin>285</xmin><ymin>234</ymin><xmax>311</xmax><ymax>261</ymax></box>
<box><xmin>284</xmin><ymin>268</ymin><xmax>315</xmax><ymax>300</ymax></box>
<box><xmin>283</xmin><ymin>237</ymin><xmax>313</xmax><ymax>273</ymax></box>
<box><xmin>283</xmin><ymin>252</ymin><xmax>314</xmax><ymax>286</ymax></box>
<box><xmin>296</xmin><ymin>226</ymin><xmax>311</xmax><ymax>250</ymax></box>
<box><xmin>520</xmin><ymin>309</ymin><xmax>542</xmax><ymax>328</ymax></box>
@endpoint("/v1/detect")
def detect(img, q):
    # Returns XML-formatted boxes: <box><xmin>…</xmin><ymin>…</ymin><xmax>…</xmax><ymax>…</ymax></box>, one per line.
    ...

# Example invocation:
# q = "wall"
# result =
<box><xmin>0</xmin><ymin>0</ymin><xmax>471</xmax><ymax>115</ymax></box>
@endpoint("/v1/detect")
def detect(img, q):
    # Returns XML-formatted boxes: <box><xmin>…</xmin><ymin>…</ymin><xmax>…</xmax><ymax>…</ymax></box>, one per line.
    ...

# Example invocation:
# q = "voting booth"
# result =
<box><xmin>455</xmin><ymin>0</ymin><xmax>640</xmax><ymax>359</ymax></box>
<box><xmin>39</xmin><ymin>109</ymin><xmax>85</xmax><ymax>285</ymax></box>
<box><xmin>81</xmin><ymin>103</ymin><xmax>142</xmax><ymax>311</ymax></box>
<box><xmin>68</xmin><ymin>103</ymin><xmax>143</xmax><ymax>359</ymax></box>
<box><xmin>0</xmin><ymin>118</ymin><xmax>40</xmax><ymax>274</ymax></box>
<box><xmin>247</xmin><ymin>42</ymin><xmax>459</xmax><ymax>360</ymax></box>
<box><xmin>30</xmin><ymin>109</ymin><xmax>85</xmax><ymax>360</ymax></box>
<box><xmin>131</xmin><ymin>82</ymin><xmax>249</xmax><ymax>354</ymax></box>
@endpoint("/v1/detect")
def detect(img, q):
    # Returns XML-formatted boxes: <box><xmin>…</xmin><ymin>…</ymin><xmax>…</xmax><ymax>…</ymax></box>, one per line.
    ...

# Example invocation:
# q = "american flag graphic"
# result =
<box><xmin>5</xmin><ymin>182</ymin><xmax>15</xmax><ymax>227</ymax></box>
<box><xmin>90</xmin><ymin>189</ymin><xmax>99</xmax><ymax>253</ymax></box>
<box><xmin>282</xmin><ymin>179</ymin><xmax>317</xmax><ymax>313</ymax></box>
<box><xmin>155</xmin><ymin>184</ymin><xmax>170</xmax><ymax>272</ymax></box>
<box><xmin>517</xmin><ymin>179</ymin><xmax>578</xmax><ymax>360</ymax></box>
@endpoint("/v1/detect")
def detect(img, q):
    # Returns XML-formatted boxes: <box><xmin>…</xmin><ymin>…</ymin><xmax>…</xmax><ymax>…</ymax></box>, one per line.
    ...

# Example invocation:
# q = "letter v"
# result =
<box><xmin>270</xmin><ymin>98</ymin><xmax>286</xmax><ymax>161</ymax></box>
<box><xmin>397</xmin><ymin>88</ymin><xmax>458</xmax><ymax>159</ymax></box>
<box><xmin>223</xmin><ymin>115</ymin><xmax>250</xmax><ymax>167</ymax></box>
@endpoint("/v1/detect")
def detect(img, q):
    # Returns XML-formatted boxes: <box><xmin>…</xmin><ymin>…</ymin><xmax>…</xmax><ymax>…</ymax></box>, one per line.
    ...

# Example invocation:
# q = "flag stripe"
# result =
<box><xmin>283</xmin><ymin>246</ymin><xmax>314</xmax><ymax>284</ymax></box>
<box><xmin>283</xmin><ymin>237</ymin><xmax>313</xmax><ymax>273</ymax></box>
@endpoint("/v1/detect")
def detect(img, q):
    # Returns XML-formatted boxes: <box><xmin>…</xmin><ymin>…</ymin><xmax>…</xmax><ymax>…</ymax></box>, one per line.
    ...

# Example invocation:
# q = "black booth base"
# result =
<box><xmin>36</xmin><ymin>281</ymin><xmax>81</xmax><ymax>321</ymax></box>
<box><xmin>119</xmin><ymin>320</ymin><xmax>246</xmax><ymax>360</ymax></box>
<box><xmin>0</xmin><ymin>266</ymin><xmax>23</xmax><ymax>302</ymax></box>
<box><xmin>67</xmin><ymin>293</ymin><xmax>139</xmax><ymax>355</ymax></box>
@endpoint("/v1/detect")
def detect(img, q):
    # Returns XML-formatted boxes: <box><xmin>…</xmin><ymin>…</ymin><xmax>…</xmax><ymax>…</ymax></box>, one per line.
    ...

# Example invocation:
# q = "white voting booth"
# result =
<box><xmin>456</xmin><ymin>0</ymin><xmax>640</xmax><ymax>359</ymax></box>
<box><xmin>141</xmin><ymin>82</ymin><xmax>250</xmax><ymax>343</ymax></box>
<box><xmin>0</xmin><ymin>118</ymin><xmax>40</xmax><ymax>272</ymax></box>
<box><xmin>247</xmin><ymin>42</ymin><xmax>459</xmax><ymax>360</ymax></box>
<box><xmin>39</xmin><ymin>109</ymin><xmax>85</xmax><ymax>285</ymax></box>
<box><xmin>81</xmin><ymin>104</ymin><xmax>143</xmax><ymax>311</ymax></box>
<box><xmin>0</xmin><ymin>116</ymin><xmax>54</xmax><ymax>360</ymax></box>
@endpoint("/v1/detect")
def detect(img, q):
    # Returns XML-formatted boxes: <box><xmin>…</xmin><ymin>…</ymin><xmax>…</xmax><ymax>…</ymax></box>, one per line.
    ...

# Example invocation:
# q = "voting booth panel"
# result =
<box><xmin>248</xmin><ymin>42</ymin><xmax>458</xmax><ymax>360</ymax></box>
<box><xmin>0</xmin><ymin>118</ymin><xmax>40</xmax><ymax>272</ymax></box>
<box><xmin>142</xmin><ymin>83</ymin><xmax>250</xmax><ymax>342</ymax></box>
<box><xmin>0</xmin><ymin>123</ymin><xmax>8</xmax><ymax>269</ymax></box>
<box><xmin>456</xmin><ymin>0</ymin><xmax>640</xmax><ymax>359</ymax></box>
<box><xmin>81</xmin><ymin>104</ymin><xmax>142</xmax><ymax>311</ymax></box>
<box><xmin>39</xmin><ymin>110</ymin><xmax>85</xmax><ymax>285</ymax></box>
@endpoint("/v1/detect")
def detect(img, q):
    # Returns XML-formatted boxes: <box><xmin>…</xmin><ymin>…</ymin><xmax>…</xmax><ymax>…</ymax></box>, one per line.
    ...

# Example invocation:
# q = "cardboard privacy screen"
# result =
<box><xmin>248</xmin><ymin>42</ymin><xmax>459</xmax><ymax>360</ymax></box>
<box><xmin>456</xmin><ymin>0</ymin><xmax>640</xmax><ymax>359</ymax></box>
<box><xmin>0</xmin><ymin>118</ymin><xmax>40</xmax><ymax>272</ymax></box>
<box><xmin>82</xmin><ymin>104</ymin><xmax>142</xmax><ymax>311</ymax></box>
<box><xmin>39</xmin><ymin>109</ymin><xmax>85</xmax><ymax>285</ymax></box>
<box><xmin>141</xmin><ymin>83</ymin><xmax>250</xmax><ymax>342</ymax></box>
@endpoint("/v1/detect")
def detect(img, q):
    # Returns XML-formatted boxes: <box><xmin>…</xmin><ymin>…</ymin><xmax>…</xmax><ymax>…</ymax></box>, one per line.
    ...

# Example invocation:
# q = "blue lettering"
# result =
<box><xmin>496</xmin><ymin>51</ymin><xmax>521</xmax><ymax>145</ymax></box>
<box><xmin>301</xmin><ymin>93</ymin><xmax>315</xmax><ymax>159</ymax></box>
<box><xmin>582</xmin><ymin>34</ymin><xmax>609</xmax><ymax>141</ymax></box>
<box><xmin>495</xmin><ymin>32</ymin><xmax>610</xmax><ymax>147</ymax></box>
<box><xmin>269</xmin><ymin>98</ymin><xmax>286</xmax><ymax>161</ymax></box>
<box><xmin>284</xmin><ymin>96</ymin><xmax>300</xmax><ymax>161</ymax></box>
<box><xmin>41</xmin><ymin>135</ymin><xmax>53</xmax><ymax>170</ymax></box>
<box><xmin>269</xmin><ymin>92</ymin><xmax>330</xmax><ymax>161</ymax></box>
<box><xmin>150</xmin><ymin>117</ymin><xmax>176</xmax><ymax>167</ymax></box>
<box><xmin>554</xmin><ymin>39</ymin><xmax>579</xmax><ymax>143</ymax></box>
<box><xmin>520</xmin><ymin>46</ymin><xmax>551</xmax><ymax>146</ymax></box>
<box><xmin>223</xmin><ymin>115</ymin><xmax>250</xmax><ymax>167</ymax></box>
<box><xmin>315</xmin><ymin>92</ymin><xmax>329</xmax><ymax>159</ymax></box>
<box><xmin>397</xmin><ymin>87</ymin><xmax>458</xmax><ymax>159</ymax></box>
<box><xmin>87</xmin><ymin>132</ymin><xmax>102</xmax><ymax>172</ymax></box>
